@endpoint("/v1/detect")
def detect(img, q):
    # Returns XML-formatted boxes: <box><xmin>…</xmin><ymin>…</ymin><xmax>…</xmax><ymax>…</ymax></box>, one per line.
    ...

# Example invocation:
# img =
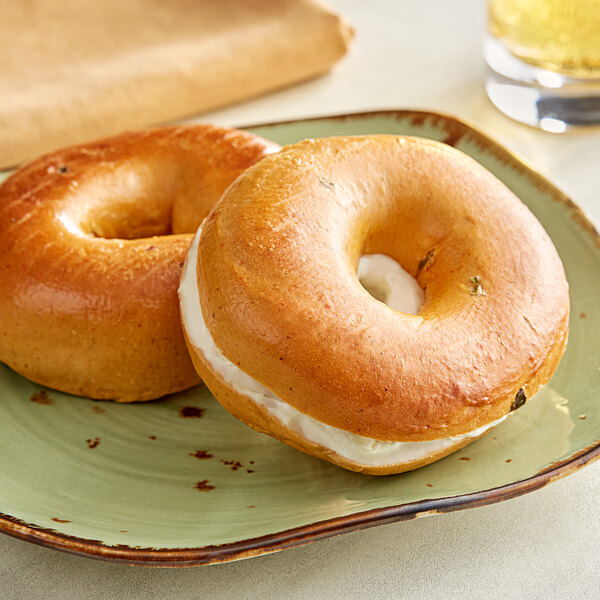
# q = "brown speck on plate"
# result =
<box><xmin>119</xmin><ymin>530</ymin><xmax>128</xmax><ymax>533</ymax></box>
<box><xmin>459</xmin><ymin>457</ymin><xmax>470</xmax><ymax>461</ymax></box>
<box><xmin>506</xmin><ymin>459</ymin><xmax>513</xmax><ymax>463</ymax></box>
<box><xmin>149</xmin><ymin>435</ymin><xmax>157</xmax><ymax>440</ymax></box>
<box><xmin>246</xmin><ymin>469</ymin><xmax>254</xmax><ymax>474</ymax></box>
<box><xmin>92</xmin><ymin>405</ymin><xmax>106</xmax><ymax>415</ymax></box>
<box><xmin>195</xmin><ymin>480</ymin><xmax>215</xmax><ymax>492</ymax></box>
<box><xmin>30</xmin><ymin>391</ymin><xmax>53</xmax><ymax>405</ymax></box>
<box><xmin>578</xmin><ymin>415</ymin><xmax>587</xmax><ymax>420</ymax></box>
<box><xmin>426</xmin><ymin>484</ymin><xmax>433</xmax><ymax>487</ymax></box>
<box><xmin>221</xmin><ymin>459</ymin><xmax>243</xmax><ymax>471</ymax></box>
<box><xmin>179</xmin><ymin>406</ymin><xmax>205</xmax><ymax>418</ymax></box>
<box><xmin>190</xmin><ymin>450</ymin><xmax>213</xmax><ymax>460</ymax></box>
<box><xmin>86</xmin><ymin>437</ymin><xmax>100</xmax><ymax>449</ymax></box>
<box><xmin>50</xmin><ymin>518</ymin><xmax>71</xmax><ymax>523</ymax></box>
<box><xmin>579</xmin><ymin>312</ymin><xmax>587</xmax><ymax>319</ymax></box>
<box><xmin>247</xmin><ymin>505</ymin><xmax>256</xmax><ymax>509</ymax></box>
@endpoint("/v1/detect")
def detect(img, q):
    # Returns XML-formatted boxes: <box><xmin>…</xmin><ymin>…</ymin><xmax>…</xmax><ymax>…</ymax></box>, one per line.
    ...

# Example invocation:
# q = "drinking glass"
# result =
<box><xmin>484</xmin><ymin>0</ymin><xmax>600</xmax><ymax>131</ymax></box>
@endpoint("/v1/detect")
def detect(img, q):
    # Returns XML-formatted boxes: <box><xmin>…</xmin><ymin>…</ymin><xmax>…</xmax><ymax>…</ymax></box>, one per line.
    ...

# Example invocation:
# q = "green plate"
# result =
<box><xmin>0</xmin><ymin>111</ymin><xmax>598</xmax><ymax>566</ymax></box>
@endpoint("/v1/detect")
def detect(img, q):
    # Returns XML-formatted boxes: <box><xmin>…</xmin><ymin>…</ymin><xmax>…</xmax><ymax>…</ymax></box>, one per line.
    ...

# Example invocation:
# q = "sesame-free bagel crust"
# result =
<box><xmin>0</xmin><ymin>125</ymin><xmax>278</xmax><ymax>401</ymax></box>
<box><xmin>192</xmin><ymin>136</ymin><xmax>569</xmax><ymax>447</ymax></box>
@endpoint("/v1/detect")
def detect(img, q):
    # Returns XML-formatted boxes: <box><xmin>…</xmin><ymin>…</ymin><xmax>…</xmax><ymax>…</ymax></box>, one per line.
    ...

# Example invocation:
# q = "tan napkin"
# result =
<box><xmin>0</xmin><ymin>0</ymin><xmax>353</xmax><ymax>168</ymax></box>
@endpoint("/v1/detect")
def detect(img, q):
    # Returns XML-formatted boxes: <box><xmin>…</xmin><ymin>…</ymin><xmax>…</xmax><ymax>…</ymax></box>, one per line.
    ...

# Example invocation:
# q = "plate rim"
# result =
<box><xmin>1</xmin><ymin>109</ymin><xmax>599</xmax><ymax>566</ymax></box>
<box><xmin>1</xmin><ymin>443</ymin><xmax>597</xmax><ymax>566</ymax></box>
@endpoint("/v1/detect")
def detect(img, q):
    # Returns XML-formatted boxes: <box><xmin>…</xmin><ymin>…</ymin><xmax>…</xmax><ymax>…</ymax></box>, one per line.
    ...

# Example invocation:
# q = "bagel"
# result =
<box><xmin>0</xmin><ymin>125</ymin><xmax>279</xmax><ymax>401</ymax></box>
<box><xmin>180</xmin><ymin>135</ymin><xmax>569</xmax><ymax>475</ymax></box>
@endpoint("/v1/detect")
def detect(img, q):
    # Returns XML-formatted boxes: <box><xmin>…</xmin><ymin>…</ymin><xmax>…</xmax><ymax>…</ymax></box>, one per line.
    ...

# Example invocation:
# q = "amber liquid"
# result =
<box><xmin>489</xmin><ymin>0</ymin><xmax>600</xmax><ymax>78</ymax></box>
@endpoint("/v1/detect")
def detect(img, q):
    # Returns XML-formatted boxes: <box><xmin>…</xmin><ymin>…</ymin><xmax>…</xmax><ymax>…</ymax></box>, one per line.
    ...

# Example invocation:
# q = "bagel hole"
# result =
<box><xmin>73</xmin><ymin>166</ymin><xmax>179</xmax><ymax>239</ymax></box>
<box><xmin>86</xmin><ymin>204</ymin><xmax>172</xmax><ymax>239</ymax></box>
<box><xmin>357</xmin><ymin>254</ymin><xmax>424</xmax><ymax>315</ymax></box>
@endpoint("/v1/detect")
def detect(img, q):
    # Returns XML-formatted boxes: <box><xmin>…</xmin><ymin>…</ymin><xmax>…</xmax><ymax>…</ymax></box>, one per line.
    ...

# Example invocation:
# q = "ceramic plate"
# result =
<box><xmin>0</xmin><ymin>111</ymin><xmax>598</xmax><ymax>566</ymax></box>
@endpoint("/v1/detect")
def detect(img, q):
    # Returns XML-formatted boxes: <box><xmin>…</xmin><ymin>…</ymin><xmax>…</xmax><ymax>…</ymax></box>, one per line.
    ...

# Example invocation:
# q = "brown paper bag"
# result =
<box><xmin>0</xmin><ymin>0</ymin><xmax>353</xmax><ymax>168</ymax></box>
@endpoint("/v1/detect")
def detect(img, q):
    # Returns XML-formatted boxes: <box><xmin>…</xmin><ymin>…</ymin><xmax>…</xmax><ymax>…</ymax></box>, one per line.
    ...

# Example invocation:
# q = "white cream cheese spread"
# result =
<box><xmin>179</xmin><ymin>229</ymin><xmax>506</xmax><ymax>467</ymax></box>
<box><xmin>357</xmin><ymin>253</ymin><xmax>424</xmax><ymax>314</ymax></box>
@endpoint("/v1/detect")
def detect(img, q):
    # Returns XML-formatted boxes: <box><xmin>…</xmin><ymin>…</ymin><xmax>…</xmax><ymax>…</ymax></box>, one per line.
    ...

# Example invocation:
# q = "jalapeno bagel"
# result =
<box><xmin>0</xmin><ymin>125</ymin><xmax>279</xmax><ymax>401</ymax></box>
<box><xmin>180</xmin><ymin>135</ymin><xmax>569</xmax><ymax>475</ymax></box>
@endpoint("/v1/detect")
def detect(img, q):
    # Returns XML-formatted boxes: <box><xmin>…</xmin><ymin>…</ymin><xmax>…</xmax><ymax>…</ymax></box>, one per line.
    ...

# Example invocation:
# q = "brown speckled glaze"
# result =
<box><xmin>179</xmin><ymin>407</ymin><xmax>205</xmax><ymax>418</ymax></box>
<box><xmin>0</xmin><ymin>443</ymin><xmax>597</xmax><ymax>566</ymax></box>
<box><xmin>194</xmin><ymin>480</ymin><xmax>216</xmax><ymax>492</ymax></box>
<box><xmin>190</xmin><ymin>450</ymin><xmax>213</xmax><ymax>460</ymax></box>
<box><xmin>30</xmin><ymin>391</ymin><xmax>53</xmax><ymax>406</ymax></box>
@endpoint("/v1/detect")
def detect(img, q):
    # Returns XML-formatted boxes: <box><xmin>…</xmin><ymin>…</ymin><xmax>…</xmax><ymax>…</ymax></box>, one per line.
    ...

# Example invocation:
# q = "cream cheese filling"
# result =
<box><xmin>357</xmin><ymin>253</ymin><xmax>425</xmax><ymax>314</ymax></box>
<box><xmin>179</xmin><ymin>229</ymin><xmax>506</xmax><ymax>467</ymax></box>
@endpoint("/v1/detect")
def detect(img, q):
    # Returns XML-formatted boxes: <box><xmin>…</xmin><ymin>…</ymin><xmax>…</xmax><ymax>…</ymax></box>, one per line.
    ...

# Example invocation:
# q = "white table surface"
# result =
<box><xmin>1</xmin><ymin>1</ymin><xmax>598</xmax><ymax>598</ymax></box>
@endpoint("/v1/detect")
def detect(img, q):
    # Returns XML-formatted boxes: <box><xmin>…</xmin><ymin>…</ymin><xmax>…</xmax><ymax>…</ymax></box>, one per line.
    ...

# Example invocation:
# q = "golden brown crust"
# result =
<box><xmin>183</xmin><ymin>312</ymin><xmax>568</xmax><ymax>475</ymax></box>
<box><xmin>191</xmin><ymin>136</ymin><xmax>569</xmax><ymax>451</ymax></box>
<box><xmin>0</xmin><ymin>125</ymin><xmax>279</xmax><ymax>401</ymax></box>
<box><xmin>183</xmin><ymin>327</ymin><xmax>480</xmax><ymax>475</ymax></box>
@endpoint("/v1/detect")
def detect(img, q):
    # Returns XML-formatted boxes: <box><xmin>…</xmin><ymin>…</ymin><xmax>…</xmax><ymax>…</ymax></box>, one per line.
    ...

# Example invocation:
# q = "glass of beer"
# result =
<box><xmin>484</xmin><ymin>0</ymin><xmax>600</xmax><ymax>131</ymax></box>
